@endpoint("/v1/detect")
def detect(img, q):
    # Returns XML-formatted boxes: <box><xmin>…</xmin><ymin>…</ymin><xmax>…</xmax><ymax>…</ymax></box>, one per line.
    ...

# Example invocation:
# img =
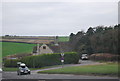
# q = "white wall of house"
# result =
<box><xmin>39</xmin><ymin>44</ymin><xmax>53</xmax><ymax>54</ymax></box>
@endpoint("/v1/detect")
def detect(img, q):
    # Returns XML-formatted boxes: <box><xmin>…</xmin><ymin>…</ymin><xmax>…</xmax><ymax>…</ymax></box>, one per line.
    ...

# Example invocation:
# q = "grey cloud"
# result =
<box><xmin>2</xmin><ymin>2</ymin><xmax>117</xmax><ymax>36</ymax></box>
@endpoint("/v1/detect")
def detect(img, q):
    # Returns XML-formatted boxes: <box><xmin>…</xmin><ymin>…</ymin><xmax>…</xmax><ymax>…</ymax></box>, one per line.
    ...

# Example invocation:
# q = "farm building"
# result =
<box><xmin>33</xmin><ymin>42</ymin><xmax>72</xmax><ymax>55</ymax></box>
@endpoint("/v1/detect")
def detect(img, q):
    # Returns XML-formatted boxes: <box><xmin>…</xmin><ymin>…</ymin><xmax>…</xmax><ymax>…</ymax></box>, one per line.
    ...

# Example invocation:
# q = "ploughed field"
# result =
<box><xmin>1</xmin><ymin>36</ymin><xmax>69</xmax><ymax>44</ymax></box>
<box><xmin>1</xmin><ymin>36</ymin><xmax>55</xmax><ymax>44</ymax></box>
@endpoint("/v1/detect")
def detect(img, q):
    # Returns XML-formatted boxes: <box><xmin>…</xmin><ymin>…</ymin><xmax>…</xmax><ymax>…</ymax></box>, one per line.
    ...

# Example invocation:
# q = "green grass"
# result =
<box><xmin>38</xmin><ymin>63</ymin><xmax>119</xmax><ymax>76</ymax></box>
<box><xmin>0</xmin><ymin>42</ymin><xmax>2</xmax><ymax>62</ymax></box>
<box><xmin>1</xmin><ymin>42</ymin><xmax>36</xmax><ymax>57</ymax></box>
<box><xmin>3</xmin><ymin>67</ymin><xmax>18</xmax><ymax>71</ymax></box>
<box><xmin>3</xmin><ymin>67</ymin><xmax>42</xmax><ymax>71</ymax></box>
<box><xmin>3</xmin><ymin>65</ymin><xmax>62</xmax><ymax>71</ymax></box>
<box><xmin>58</xmin><ymin>36</ymin><xmax>69</xmax><ymax>42</ymax></box>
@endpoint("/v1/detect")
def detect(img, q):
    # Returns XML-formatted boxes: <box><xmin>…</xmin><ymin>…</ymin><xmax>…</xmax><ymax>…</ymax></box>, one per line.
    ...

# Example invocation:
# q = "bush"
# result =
<box><xmin>4</xmin><ymin>59</ymin><xmax>20</xmax><ymax>67</ymax></box>
<box><xmin>64</xmin><ymin>52</ymin><xmax>79</xmax><ymax>64</ymax></box>
<box><xmin>4</xmin><ymin>52</ymin><xmax>79</xmax><ymax>68</ymax></box>
<box><xmin>90</xmin><ymin>53</ymin><xmax>120</xmax><ymax>62</ymax></box>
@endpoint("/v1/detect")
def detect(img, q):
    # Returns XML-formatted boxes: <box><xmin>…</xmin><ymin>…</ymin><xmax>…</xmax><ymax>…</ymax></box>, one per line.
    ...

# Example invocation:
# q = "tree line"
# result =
<box><xmin>69</xmin><ymin>24</ymin><xmax>120</xmax><ymax>55</ymax></box>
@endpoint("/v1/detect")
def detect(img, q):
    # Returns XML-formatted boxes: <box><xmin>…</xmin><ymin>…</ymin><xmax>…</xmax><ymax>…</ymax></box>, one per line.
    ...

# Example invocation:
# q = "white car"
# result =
<box><xmin>0</xmin><ymin>68</ymin><xmax>2</xmax><ymax>72</ymax></box>
<box><xmin>17</xmin><ymin>63</ymin><xmax>31</xmax><ymax>75</ymax></box>
<box><xmin>81</xmin><ymin>54</ymin><xmax>88</xmax><ymax>60</ymax></box>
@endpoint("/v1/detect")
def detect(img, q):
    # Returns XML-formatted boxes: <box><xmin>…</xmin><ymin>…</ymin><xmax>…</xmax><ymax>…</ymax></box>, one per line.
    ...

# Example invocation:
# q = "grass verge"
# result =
<box><xmin>3</xmin><ymin>65</ymin><xmax>61</xmax><ymax>71</ymax></box>
<box><xmin>38</xmin><ymin>63</ymin><xmax>119</xmax><ymax>76</ymax></box>
<box><xmin>2</xmin><ymin>67</ymin><xmax>42</xmax><ymax>71</ymax></box>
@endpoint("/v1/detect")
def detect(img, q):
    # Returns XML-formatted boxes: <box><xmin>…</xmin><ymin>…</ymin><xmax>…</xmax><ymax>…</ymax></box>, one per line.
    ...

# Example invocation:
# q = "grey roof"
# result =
<box><xmin>33</xmin><ymin>42</ymin><xmax>72</xmax><ymax>53</ymax></box>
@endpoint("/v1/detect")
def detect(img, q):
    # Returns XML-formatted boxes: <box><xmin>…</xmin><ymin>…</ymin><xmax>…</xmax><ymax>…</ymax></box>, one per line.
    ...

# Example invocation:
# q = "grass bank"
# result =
<box><xmin>38</xmin><ymin>63</ymin><xmax>119</xmax><ymax>76</ymax></box>
<box><xmin>3</xmin><ymin>65</ymin><xmax>61</xmax><ymax>71</ymax></box>
<box><xmin>3</xmin><ymin>67</ymin><xmax>41</xmax><ymax>71</ymax></box>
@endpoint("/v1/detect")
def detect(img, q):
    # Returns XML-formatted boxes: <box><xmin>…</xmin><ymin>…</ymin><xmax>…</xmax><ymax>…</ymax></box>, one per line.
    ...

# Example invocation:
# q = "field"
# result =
<box><xmin>0</xmin><ymin>42</ymin><xmax>2</xmax><ymax>62</ymax></box>
<box><xmin>58</xmin><ymin>36</ymin><xmax>69</xmax><ymax>42</ymax></box>
<box><xmin>38</xmin><ymin>63</ymin><xmax>119</xmax><ymax>76</ymax></box>
<box><xmin>1</xmin><ymin>36</ymin><xmax>69</xmax><ymax>44</ymax></box>
<box><xmin>1</xmin><ymin>42</ymin><xmax>36</xmax><ymax>57</ymax></box>
<box><xmin>0</xmin><ymin>36</ymin><xmax>69</xmax><ymax>58</ymax></box>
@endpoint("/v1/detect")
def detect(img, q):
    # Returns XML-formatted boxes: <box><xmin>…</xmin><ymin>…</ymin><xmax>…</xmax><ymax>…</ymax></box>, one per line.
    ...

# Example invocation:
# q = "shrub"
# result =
<box><xmin>64</xmin><ymin>52</ymin><xmax>79</xmax><ymax>64</ymax></box>
<box><xmin>4</xmin><ymin>59</ymin><xmax>20</xmax><ymax>67</ymax></box>
<box><xmin>4</xmin><ymin>52</ymin><xmax>79</xmax><ymax>68</ymax></box>
<box><xmin>90</xmin><ymin>53</ymin><xmax>120</xmax><ymax>62</ymax></box>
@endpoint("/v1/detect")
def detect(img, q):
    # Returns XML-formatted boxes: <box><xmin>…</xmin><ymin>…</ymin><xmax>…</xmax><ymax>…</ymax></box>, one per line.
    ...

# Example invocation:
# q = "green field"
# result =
<box><xmin>58</xmin><ymin>36</ymin><xmax>69</xmax><ymax>42</ymax></box>
<box><xmin>1</xmin><ymin>36</ymin><xmax>69</xmax><ymax>58</ymax></box>
<box><xmin>38</xmin><ymin>63</ymin><xmax>119</xmax><ymax>76</ymax></box>
<box><xmin>1</xmin><ymin>42</ymin><xmax>36</xmax><ymax>57</ymax></box>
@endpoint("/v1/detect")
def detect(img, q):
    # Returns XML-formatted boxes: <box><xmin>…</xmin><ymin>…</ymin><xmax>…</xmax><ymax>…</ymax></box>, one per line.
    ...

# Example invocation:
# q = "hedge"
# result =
<box><xmin>4</xmin><ymin>59</ymin><xmax>20</xmax><ymax>67</ymax></box>
<box><xmin>90</xmin><ymin>53</ymin><xmax>120</xmax><ymax>62</ymax></box>
<box><xmin>4</xmin><ymin>52</ymin><xmax>79</xmax><ymax>68</ymax></box>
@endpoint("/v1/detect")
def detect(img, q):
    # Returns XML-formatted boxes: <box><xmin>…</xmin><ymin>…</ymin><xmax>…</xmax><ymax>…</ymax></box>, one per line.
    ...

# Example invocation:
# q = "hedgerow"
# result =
<box><xmin>4</xmin><ymin>59</ymin><xmax>20</xmax><ymax>67</ymax></box>
<box><xmin>4</xmin><ymin>52</ymin><xmax>79</xmax><ymax>68</ymax></box>
<box><xmin>90</xmin><ymin>53</ymin><xmax>120</xmax><ymax>62</ymax></box>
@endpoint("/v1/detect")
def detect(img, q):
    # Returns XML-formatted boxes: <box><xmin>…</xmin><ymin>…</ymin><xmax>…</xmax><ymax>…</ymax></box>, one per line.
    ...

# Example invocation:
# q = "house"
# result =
<box><xmin>33</xmin><ymin>42</ymin><xmax>72</xmax><ymax>55</ymax></box>
<box><xmin>38</xmin><ymin>44</ymin><xmax>54</xmax><ymax>54</ymax></box>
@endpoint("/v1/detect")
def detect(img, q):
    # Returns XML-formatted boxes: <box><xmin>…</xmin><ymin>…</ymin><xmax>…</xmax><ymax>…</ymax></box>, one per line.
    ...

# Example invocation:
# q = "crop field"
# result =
<box><xmin>58</xmin><ymin>36</ymin><xmax>69</xmax><ymax>42</ymax></box>
<box><xmin>0</xmin><ymin>42</ymin><xmax>2</xmax><ymax>62</ymax></box>
<box><xmin>1</xmin><ymin>36</ymin><xmax>69</xmax><ymax>43</ymax></box>
<box><xmin>1</xmin><ymin>42</ymin><xmax>36</xmax><ymax>57</ymax></box>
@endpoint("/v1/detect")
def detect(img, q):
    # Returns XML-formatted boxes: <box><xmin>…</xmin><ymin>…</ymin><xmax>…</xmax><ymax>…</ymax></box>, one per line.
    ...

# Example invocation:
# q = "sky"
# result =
<box><xmin>1</xmin><ymin>0</ymin><xmax>119</xmax><ymax>36</ymax></box>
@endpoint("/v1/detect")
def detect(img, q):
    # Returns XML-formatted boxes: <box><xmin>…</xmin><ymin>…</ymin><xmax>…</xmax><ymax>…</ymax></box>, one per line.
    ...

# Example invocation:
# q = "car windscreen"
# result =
<box><xmin>82</xmin><ymin>54</ymin><xmax>87</xmax><ymax>56</ymax></box>
<box><xmin>21</xmin><ymin>66</ymin><xmax>25</xmax><ymax>68</ymax></box>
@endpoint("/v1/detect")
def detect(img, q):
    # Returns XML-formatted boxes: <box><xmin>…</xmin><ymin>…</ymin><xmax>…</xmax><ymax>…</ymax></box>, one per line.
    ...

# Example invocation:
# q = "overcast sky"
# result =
<box><xmin>1</xmin><ymin>0</ymin><xmax>118</xmax><ymax>36</ymax></box>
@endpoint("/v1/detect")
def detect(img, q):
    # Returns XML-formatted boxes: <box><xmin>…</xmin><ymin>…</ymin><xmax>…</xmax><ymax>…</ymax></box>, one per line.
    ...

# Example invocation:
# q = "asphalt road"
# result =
<box><xmin>2</xmin><ymin>72</ymin><xmax>118</xmax><ymax>79</ymax></box>
<box><xmin>1</xmin><ymin>60</ymin><xmax>119</xmax><ymax>79</ymax></box>
<box><xmin>0</xmin><ymin>73</ymin><xmax>2</xmax><ymax>81</ymax></box>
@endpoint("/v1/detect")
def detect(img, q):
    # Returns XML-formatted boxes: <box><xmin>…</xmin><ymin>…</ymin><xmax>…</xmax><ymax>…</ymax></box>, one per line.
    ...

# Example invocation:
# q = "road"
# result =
<box><xmin>2</xmin><ymin>72</ymin><xmax>118</xmax><ymax>79</ymax></box>
<box><xmin>0</xmin><ymin>73</ymin><xmax>2</xmax><ymax>81</ymax></box>
<box><xmin>0</xmin><ymin>63</ymin><xmax>2</xmax><ymax>81</ymax></box>
<box><xmin>1</xmin><ymin>60</ymin><xmax>119</xmax><ymax>79</ymax></box>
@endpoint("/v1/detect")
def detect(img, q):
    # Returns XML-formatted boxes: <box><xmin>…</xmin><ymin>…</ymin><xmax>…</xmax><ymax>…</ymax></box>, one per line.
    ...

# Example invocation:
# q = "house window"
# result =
<box><xmin>43</xmin><ymin>46</ymin><xmax>46</xmax><ymax>49</ymax></box>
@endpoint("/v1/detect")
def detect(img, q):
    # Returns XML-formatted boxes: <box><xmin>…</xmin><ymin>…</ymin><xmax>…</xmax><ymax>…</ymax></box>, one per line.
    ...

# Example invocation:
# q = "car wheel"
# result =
<box><xmin>28</xmin><ymin>72</ymin><xmax>31</xmax><ymax>75</ymax></box>
<box><xmin>17</xmin><ymin>72</ymin><xmax>20</xmax><ymax>75</ymax></box>
<box><xmin>17</xmin><ymin>72</ymin><xmax>19</xmax><ymax>75</ymax></box>
<box><xmin>18</xmin><ymin>72</ymin><xmax>22</xmax><ymax>75</ymax></box>
<box><xmin>20</xmin><ymin>72</ymin><xmax>22</xmax><ymax>75</ymax></box>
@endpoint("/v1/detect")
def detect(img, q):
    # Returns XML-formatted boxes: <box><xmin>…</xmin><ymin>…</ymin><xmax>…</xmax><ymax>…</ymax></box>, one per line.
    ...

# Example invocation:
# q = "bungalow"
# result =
<box><xmin>33</xmin><ymin>42</ymin><xmax>72</xmax><ymax>55</ymax></box>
